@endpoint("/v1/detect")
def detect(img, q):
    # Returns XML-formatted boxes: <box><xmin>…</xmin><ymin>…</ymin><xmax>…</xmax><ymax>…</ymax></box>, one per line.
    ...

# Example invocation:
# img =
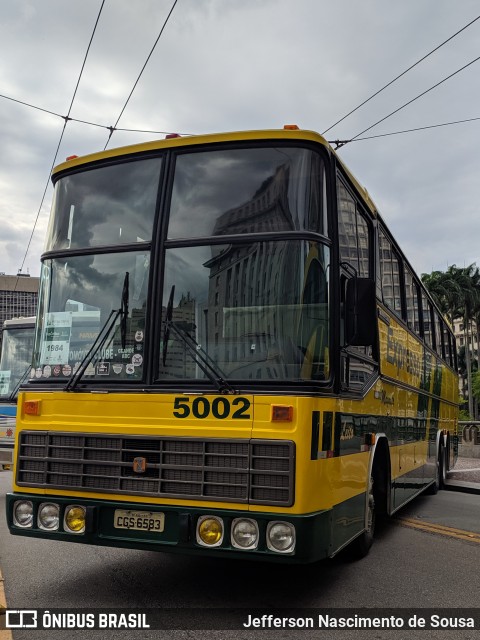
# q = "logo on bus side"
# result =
<box><xmin>133</xmin><ymin>457</ymin><xmax>147</xmax><ymax>473</ymax></box>
<box><xmin>386</xmin><ymin>327</ymin><xmax>421</xmax><ymax>379</ymax></box>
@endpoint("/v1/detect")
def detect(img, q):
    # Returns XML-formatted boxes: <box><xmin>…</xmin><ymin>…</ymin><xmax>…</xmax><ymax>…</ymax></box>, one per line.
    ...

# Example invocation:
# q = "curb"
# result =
<box><xmin>444</xmin><ymin>479</ymin><xmax>480</xmax><ymax>495</ymax></box>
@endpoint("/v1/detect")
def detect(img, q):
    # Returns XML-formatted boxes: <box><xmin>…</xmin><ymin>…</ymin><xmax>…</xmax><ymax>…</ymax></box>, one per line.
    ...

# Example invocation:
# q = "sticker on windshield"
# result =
<box><xmin>40</xmin><ymin>312</ymin><xmax>72</xmax><ymax>365</ymax></box>
<box><xmin>0</xmin><ymin>371</ymin><xmax>11</xmax><ymax>395</ymax></box>
<box><xmin>97</xmin><ymin>362</ymin><xmax>110</xmax><ymax>375</ymax></box>
<box><xmin>132</xmin><ymin>354</ymin><xmax>143</xmax><ymax>367</ymax></box>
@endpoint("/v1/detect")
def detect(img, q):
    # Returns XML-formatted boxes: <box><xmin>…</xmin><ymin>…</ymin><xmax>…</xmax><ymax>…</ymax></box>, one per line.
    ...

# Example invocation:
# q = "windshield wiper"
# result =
<box><xmin>65</xmin><ymin>272</ymin><xmax>129</xmax><ymax>391</ymax></box>
<box><xmin>120</xmin><ymin>271</ymin><xmax>129</xmax><ymax>350</ymax></box>
<box><xmin>8</xmin><ymin>365</ymin><xmax>31</xmax><ymax>402</ymax></box>
<box><xmin>162</xmin><ymin>285</ymin><xmax>237</xmax><ymax>395</ymax></box>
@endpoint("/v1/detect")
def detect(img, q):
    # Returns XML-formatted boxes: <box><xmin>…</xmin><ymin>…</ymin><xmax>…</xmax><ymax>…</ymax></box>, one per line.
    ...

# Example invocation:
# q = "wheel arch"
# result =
<box><xmin>367</xmin><ymin>433</ymin><xmax>391</xmax><ymax>519</ymax></box>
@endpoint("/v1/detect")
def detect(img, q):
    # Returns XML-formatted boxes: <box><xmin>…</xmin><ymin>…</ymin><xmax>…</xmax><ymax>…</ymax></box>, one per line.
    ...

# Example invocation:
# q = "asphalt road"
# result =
<box><xmin>1</xmin><ymin>468</ymin><xmax>480</xmax><ymax>640</ymax></box>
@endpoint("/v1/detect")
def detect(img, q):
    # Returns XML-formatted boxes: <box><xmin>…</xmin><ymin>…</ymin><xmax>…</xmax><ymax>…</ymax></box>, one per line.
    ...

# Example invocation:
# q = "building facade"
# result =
<box><xmin>0</xmin><ymin>273</ymin><xmax>39</xmax><ymax>327</ymax></box>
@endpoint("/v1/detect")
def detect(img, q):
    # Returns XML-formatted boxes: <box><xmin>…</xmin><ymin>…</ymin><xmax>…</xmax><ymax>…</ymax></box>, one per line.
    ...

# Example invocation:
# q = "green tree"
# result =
<box><xmin>422</xmin><ymin>264</ymin><xmax>480</xmax><ymax>418</ymax></box>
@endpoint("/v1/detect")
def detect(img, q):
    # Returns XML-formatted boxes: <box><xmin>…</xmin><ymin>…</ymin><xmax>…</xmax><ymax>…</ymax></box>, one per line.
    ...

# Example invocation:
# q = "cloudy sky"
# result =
<box><xmin>1</xmin><ymin>0</ymin><xmax>479</xmax><ymax>279</ymax></box>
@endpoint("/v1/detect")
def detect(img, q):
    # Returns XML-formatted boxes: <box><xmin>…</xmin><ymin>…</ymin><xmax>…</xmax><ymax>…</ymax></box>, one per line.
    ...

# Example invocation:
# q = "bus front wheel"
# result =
<box><xmin>349</xmin><ymin>476</ymin><xmax>375</xmax><ymax>559</ymax></box>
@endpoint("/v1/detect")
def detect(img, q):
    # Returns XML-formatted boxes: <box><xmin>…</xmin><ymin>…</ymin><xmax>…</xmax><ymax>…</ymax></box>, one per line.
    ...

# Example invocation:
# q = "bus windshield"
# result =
<box><xmin>32</xmin><ymin>252</ymin><xmax>149</xmax><ymax>382</ymax></box>
<box><xmin>32</xmin><ymin>143</ymin><xmax>330</xmax><ymax>385</ymax></box>
<box><xmin>160</xmin><ymin>240</ymin><xmax>330</xmax><ymax>382</ymax></box>
<box><xmin>0</xmin><ymin>324</ymin><xmax>36</xmax><ymax>400</ymax></box>
<box><xmin>161</xmin><ymin>145</ymin><xmax>330</xmax><ymax>383</ymax></box>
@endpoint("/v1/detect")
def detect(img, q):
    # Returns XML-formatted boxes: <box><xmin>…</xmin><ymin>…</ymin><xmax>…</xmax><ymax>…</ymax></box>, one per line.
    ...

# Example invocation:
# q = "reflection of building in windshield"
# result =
<box><xmin>204</xmin><ymin>165</ymin><xmax>303</xmax><ymax>380</ymax></box>
<box><xmin>160</xmin><ymin>160</ymin><xmax>328</xmax><ymax>382</ymax></box>
<box><xmin>205</xmin><ymin>243</ymin><xmax>301</xmax><ymax>380</ymax></box>
<box><xmin>160</xmin><ymin>294</ymin><xmax>197</xmax><ymax>378</ymax></box>
<box><xmin>212</xmin><ymin>163</ymin><xmax>295</xmax><ymax>236</ymax></box>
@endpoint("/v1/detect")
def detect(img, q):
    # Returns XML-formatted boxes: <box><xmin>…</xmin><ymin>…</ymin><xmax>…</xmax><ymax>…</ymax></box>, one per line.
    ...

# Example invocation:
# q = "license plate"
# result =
<box><xmin>114</xmin><ymin>509</ymin><xmax>165</xmax><ymax>532</ymax></box>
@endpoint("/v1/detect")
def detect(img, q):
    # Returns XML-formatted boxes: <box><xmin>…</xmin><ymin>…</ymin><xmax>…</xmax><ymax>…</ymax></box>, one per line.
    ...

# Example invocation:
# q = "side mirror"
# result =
<box><xmin>345</xmin><ymin>277</ymin><xmax>377</xmax><ymax>346</ymax></box>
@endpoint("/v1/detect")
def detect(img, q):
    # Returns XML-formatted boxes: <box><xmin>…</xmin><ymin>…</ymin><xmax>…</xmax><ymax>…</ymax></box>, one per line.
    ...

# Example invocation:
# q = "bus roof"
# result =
<box><xmin>53</xmin><ymin>128</ymin><xmax>379</xmax><ymax>217</ymax></box>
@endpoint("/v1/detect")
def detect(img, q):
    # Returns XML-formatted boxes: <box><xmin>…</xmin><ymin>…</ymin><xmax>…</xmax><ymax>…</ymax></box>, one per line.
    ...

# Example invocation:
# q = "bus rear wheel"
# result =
<box><xmin>426</xmin><ymin>445</ymin><xmax>445</xmax><ymax>495</ymax></box>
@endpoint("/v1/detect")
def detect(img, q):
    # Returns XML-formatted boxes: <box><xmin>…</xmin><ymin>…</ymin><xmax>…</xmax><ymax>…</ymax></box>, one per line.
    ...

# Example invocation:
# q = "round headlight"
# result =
<box><xmin>267</xmin><ymin>521</ymin><xmax>296</xmax><ymax>553</ymax></box>
<box><xmin>13</xmin><ymin>500</ymin><xmax>33</xmax><ymax>528</ymax></box>
<box><xmin>196</xmin><ymin>516</ymin><xmax>223</xmax><ymax>547</ymax></box>
<box><xmin>231</xmin><ymin>518</ymin><xmax>259</xmax><ymax>549</ymax></box>
<box><xmin>38</xmin><ymin>502</ymin><xmax>60</xmax><ymax>531</ymax></box>
<box><xmin>64</xmin><ymin>505</ymin><xmax>86</xmax><ymax>534</ymax></box>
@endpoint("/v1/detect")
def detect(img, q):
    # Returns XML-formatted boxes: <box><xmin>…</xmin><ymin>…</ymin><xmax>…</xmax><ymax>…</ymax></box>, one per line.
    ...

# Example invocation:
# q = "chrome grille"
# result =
<box><xmin>16</xmin><ymin>431</ymin><xmax>295</xmax><ymax>506</ymax></box>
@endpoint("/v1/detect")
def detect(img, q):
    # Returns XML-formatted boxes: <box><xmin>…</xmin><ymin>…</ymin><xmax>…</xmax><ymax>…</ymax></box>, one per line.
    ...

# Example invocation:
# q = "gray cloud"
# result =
<box><xmin>0</xmin><ymin>0</ymin><xmax>479</xmax><ymax>278</ymax></box>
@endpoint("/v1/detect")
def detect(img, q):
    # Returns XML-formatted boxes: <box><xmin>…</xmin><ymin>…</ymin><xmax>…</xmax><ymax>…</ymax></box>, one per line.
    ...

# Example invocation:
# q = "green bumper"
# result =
<box><xmin>6</xmin><ymin>492</ymin><xmax>337</xmax><ymax>564</ymax></box>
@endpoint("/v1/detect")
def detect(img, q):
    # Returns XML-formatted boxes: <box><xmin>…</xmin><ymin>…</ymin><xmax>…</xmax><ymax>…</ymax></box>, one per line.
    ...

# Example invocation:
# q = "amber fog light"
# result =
<box><xmin>196</xmin><ymin>516</ymin><xmax>224</xmax><ymax>547</ymax></box>
<box><xmin>64</xmin><ymin>505</ymin><xmax>86</xmax><ymax>534</ymax></box>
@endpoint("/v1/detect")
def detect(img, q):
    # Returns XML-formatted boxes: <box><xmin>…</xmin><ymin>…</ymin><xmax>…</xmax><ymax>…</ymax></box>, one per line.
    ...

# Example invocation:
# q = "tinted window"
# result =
<box><xmin>159</xmin><ymin>240</ymin><xmax>330</xmax><ymax>382</ymax></box>
<box><xmin>337</xmin><ymin>180</ymin><xmax>370</xmax><ymax>277</ymax></box>
<box><xmin>421</xmin><ymin>292</ymin><xmax>433</xmax><ymax>348</ymax></box>
<box><xmin>46</xmin><ymin>158</ymin><xmax>162</xmax><ymax>250</ymax></box>
<box><xmin>33</xmin><ymin>251</ymin><xmax>150</xmax><ymax>382</ymax></box>
<box><xmin>168</xmin><ymin>148</ymin><xmax>328</xmax><ymax>239</ymax></box>
<box><xmin>443</xmin><ymin>323</ymin><xmax>453</xmax><ymax>367</ymax></box>
<box><xmin>379</xmin><ymin>229</ymin><xmax>402</xmax><ymax>317</ymax></box>
<box><xmin>433</xmin><ymin>311</ymin><xmax>444</xmax><ymax>358</ymax></box>
<box><xmin>405</xmin><ymin>267</ymin><xmax>420</xmax><ymax>334</ymax></box>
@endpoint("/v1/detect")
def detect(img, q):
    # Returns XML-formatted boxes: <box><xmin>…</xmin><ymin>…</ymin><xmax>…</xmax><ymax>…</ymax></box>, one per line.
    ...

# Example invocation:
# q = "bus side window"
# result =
<box><xmin>337</xmin><ymin>176</ymin><xmax>377</xmax><ymax>390</ymax></box>
<box><xmin>379</xmin><ymin>228</ymin><xmax>403</xmax><ymax>319</ymax></box>
<box><xmin>337</xmin><ymin>180</ymin><xmax>370</xmax><ymax>279</ymax></box>
<box><xmin>421</xmin><ymin>292</ymin><xmax>433</xmax><ymax>349</ymax></box>
<box><xmin>405</xmin><ymin>266</ymin><xmax>421</xmax><ymax>335</ymax></box>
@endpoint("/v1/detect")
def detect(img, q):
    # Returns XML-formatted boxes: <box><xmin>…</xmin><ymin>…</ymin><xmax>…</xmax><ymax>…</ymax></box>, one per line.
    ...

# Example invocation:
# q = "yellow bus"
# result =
<box><xmin>7</xmin><ymin>127</ymin><xmax>458</xmax><ymax>562</ymax></box>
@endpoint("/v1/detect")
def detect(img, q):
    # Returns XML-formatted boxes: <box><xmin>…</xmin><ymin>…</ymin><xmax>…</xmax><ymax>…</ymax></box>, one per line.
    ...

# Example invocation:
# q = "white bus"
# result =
<box><xmin>0</xmin><ymin>317</ymin><xmax>35</xmax><ymax>468</ymax></box>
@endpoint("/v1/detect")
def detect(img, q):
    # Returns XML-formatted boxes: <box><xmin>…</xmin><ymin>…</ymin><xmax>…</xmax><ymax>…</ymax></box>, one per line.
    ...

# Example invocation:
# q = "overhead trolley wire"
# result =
<box><xmin>2</xmin><ymin>82</ymin><xmax>479</xmax><ymax>145</ymax></box>
<box><xmin>103</xmin><ymin>0</ymin><xmax>179</xmax><ymax>150</ymax></box>
<box><xmin>329</xmin><ymin>115</ymin><xmax>480</xmax><ymax>147</ymax></box>
<box><xmin>0</xmin><ymin>93</ymin><xmax>63</xmax><ymax>119</ymax></box>
<box><xmin>335</xmin><ymin>53</ymin><xmax>480</xmax><ymax>149</ymax></box>
<box><xmin>2</xmin><ymin>7</ymin><xmax>479</xmax><ymax>150</ymax></box>
<box><xmin>321</xmin><ymin>14</ymin><xmax>480</xmax><ymax>136</ymax></box>
<box><xmin>16</xmin><ymin>0</ymin><xmax>106</xmax><ymax>279</ymax></box>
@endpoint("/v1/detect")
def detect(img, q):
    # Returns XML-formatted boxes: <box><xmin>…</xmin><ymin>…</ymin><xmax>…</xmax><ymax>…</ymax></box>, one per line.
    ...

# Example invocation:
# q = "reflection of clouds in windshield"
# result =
<box><xmin>52</xmin><ymin>252</ymin><xmax>149</xmax><ymax>316</ymax></box>
<box><xmin>164</xmin><ymin>247</ymin><xmax>212</xmax><ymax>306</ymax></box>
<box><xmin>48</xmin><ymin>159</ymin><xmax>161</xmax><ymax>250</ymax></box>
<box><xmin>169</xmin><ymin>149</ymin><xmax>302</xmax><ymax>238</ymax></box>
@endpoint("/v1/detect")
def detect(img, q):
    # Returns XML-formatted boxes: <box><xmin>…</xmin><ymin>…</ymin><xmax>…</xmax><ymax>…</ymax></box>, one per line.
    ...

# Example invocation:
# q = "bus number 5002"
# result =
<box><xmin>173</xmin><ymin>396</ymin><xmax>251</xmax><ymax>420</ymax></box>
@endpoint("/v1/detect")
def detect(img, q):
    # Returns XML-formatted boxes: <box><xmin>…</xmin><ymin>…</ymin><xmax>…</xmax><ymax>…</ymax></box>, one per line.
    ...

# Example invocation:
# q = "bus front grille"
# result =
<box><xmin>16</xmin><ymin>431</ymin><xmax>295</xmax><ymax>506</ymax></box>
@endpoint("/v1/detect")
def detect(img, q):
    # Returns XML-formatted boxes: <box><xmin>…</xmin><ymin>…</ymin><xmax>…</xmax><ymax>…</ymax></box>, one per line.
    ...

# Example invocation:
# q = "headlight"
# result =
<box><xmin>64</xmin><ymin>505</ymin><xmax>86</xmax><ymax>534</ymax></box>
<box><xmin>231</xmin><ymin>518</ymin><xmax>259</xmax><ymax>550</ymax></box>
<box><xmin>13</xmin><ymin>500</ymin><xmax>33</xmax><ymax>528</ymax></box>
<box><xmin>196</xmin><ymin>516</ymin><xmax>223</xmax><ymax>547</ymax></box>
<box><xmin>266</xmin><ymin>521</ymin><xmax>296</xmax><ymax>554</ymax></box>
<box><xmin>38</xmin><ymin>502</ymin><xmax>60</xmax><ymax>531</ymax></box>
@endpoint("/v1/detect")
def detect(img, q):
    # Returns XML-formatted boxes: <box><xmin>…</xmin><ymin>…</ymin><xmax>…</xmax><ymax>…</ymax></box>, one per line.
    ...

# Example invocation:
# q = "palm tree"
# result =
<box><xmin>421</xmin><ymin>268</ymin><xmax>462</xmax><ymax>324</ymax></box>
<box><xmin>423</xmin><ymin>264</ymin><xmax>479</xmax><ymax>418</ymax></box>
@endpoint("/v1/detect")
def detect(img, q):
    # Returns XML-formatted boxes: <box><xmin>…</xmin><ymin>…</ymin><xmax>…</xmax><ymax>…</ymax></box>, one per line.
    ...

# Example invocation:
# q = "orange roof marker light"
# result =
<box><xmin>165</xmin><ymin>133</ymin><xmax>181</xmax><ymax>139</ymax></box>
<box><xmin>66</xmin><ymin>155</ymin><xmax>78</xmax><ymax>161</ymax></box>
<box><xmin>283</xmin><ymin>124</ymin><xmax>300</xmax><ymax>130</ymax></box>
